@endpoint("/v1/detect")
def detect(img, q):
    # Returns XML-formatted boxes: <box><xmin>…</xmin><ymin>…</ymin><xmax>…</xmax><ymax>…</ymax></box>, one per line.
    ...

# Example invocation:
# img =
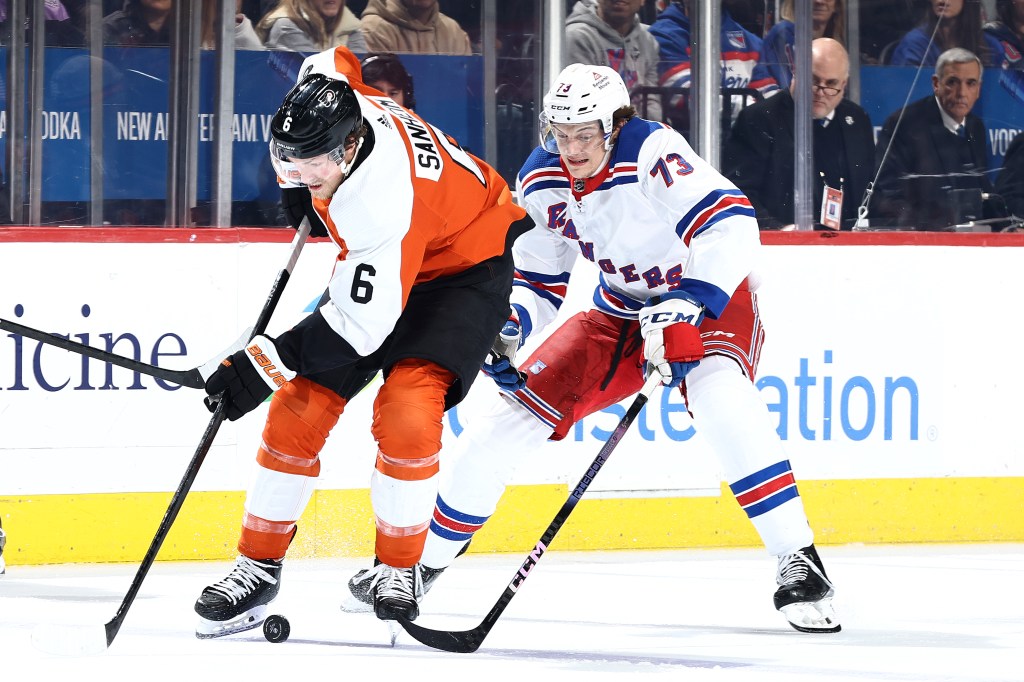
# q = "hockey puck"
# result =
<box><xmin>263</xmin><ymin>615</ymin><xmax>290</xmax><ymax>643</ymax></box>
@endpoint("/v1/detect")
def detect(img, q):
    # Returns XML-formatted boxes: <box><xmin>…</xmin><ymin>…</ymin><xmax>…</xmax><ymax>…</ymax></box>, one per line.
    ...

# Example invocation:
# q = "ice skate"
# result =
<box><xmin>342</xmin><ymin>560</ymin><xmax>424</xmax><ymax>621</ymax></box>
<box><xmin>341</xmin><ymin>540</ymin><xmax>468</xmax><ymax>613</ymax></box>
<box><xmin>773</xmin><ymin>544</ymin><xmax>841</xmax><ymax>633</ymax></box>
<box><xmin>343</xmin><ymin>561</ymin><xmax>446</xmax><ymax>613</ymax></box>
<box><xmin>194</xmin><ymin>556</ymin><xmax>283</xmax><ymax>639</ymax></box>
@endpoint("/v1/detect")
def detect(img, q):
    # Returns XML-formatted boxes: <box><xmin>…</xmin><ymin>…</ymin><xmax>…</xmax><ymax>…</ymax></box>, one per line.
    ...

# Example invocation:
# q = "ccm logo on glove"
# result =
<box><xmin>641</xmin><ymin>309</ymin><xmax>702</xmax><ymax>326</ymax></box>
<box><xmin>639</xmin><ymin>292</ymin><xmax>706</xmax><ymax>388</ymax></box>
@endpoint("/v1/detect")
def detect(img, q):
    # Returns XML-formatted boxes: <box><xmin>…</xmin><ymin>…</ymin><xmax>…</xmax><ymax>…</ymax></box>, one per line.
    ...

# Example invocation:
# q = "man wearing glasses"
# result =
<box><xmin>723</xmin><ymin>38</ymin><xmax>874</xmax><ymax>230</ymax></box>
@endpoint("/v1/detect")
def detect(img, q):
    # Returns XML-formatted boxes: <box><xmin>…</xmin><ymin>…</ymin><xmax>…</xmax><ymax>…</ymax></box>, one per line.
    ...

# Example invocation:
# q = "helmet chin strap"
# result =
<box><xmin>587</xmin><ymin>148</ymin><xmax>613</xmax><ymax>178</ymax></box>
<box><xmin>337</xmin><ymin>134</ymin><xmax>365</xmax><ymax>178</ymax></box>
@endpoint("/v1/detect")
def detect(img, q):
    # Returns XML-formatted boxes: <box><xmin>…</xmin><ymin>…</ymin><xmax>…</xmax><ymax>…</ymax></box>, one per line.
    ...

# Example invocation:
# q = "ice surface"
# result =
<box><xmin>1</xmin><ymin>544</ymin><xmax>1021</xmax><ymax>681</ymax></box>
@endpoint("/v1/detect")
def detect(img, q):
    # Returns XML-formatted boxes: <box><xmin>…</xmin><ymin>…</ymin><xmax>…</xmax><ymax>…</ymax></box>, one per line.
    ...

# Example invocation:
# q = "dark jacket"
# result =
<box><xmin>995</xmin><ymin>132</ymin><xmax>1024</xmax><ymax>218</ymax></box>
<box><xmin>103</xmin><ymin>0</ymin><xmax>170</xmax><ymax>46</ymax></box>
<box><xmin>869</xmin><ymin>96</ymin><xmax>990</xmax><ymax>228</ymax></box>
<box><xmin>723</xmin><ymin>90</ymin><xmax>875</xmax><ymax>229</ymax></box>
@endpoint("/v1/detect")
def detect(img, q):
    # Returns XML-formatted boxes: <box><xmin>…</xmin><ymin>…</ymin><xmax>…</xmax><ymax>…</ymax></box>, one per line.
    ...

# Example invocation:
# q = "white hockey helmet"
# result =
<box><xmin>541</xmin><ymin>64</ymin><xmax>630</xmax><ymax>151</ymax></box>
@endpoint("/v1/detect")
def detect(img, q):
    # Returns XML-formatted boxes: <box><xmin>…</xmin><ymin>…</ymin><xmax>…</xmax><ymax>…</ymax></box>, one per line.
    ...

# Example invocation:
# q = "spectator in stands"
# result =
<box><xmin>890</xmin><ymin>0</ymin><xmax>1003</xmax><ymax>67</ymax></box>
<box><xmin>0</xmin><ymin>0</ymin><xmax>85</xmax><ymax>46</ymax></box>
<box><xmin>986</xmin><ymin>0</ymin><xmax>1024</xmax><ymax>64</ymax></box>
<box><xmin>986</xmin><ymin>1</ymin><xmax>1024</xmax><ymax>109</ymax></box>
<box><xmin>566</xmin><ymin>0</ymin><xmax>662</xmax><ymax>121</ymax></box>
<box><xmin>995</xmin><ymin>133</ymin><xmax>1024</xmax><ymax>218</ymax></box>
<box><xmin>762</xmin><ymin>0</ymin><xmax>846</xmax><ymax>90</ymax></box>
<box><xmin>649</xmin><ymin>0</ymin><xmax>778</xmax><ymax>132</ymax></box>
<box><xmin>724</xmin><ymin>38</ymin><xmax>873</xmax><ymax>230</ymax></box>
<box><xmin>202</xmin><ymin>0</ymin><xmax>263</xmax><ymax>50</ymax></box>
<box><xmin>869</xmin><ymin>48</ymin><xmax>993</xmax><ymax>229</ymax></box>
<box><xmin>257</xmin><ymin>0</ymin><xmax>366</xmax><ymax>53</ymax></box>
<box><xmin>104</xmin><ymin>0</ymin><xmax>172</xmax><ymax>46</ymax></box>
<box><xmin>359</xmin><ymin>0</ymin><xmax>471</xmax><ymax>55</ymax></box>
<box><xmin>58</xmin><ymin>0</ymin><xmax>90</xmax><ymax>46</ymax></box>
<box><xmin>360</xmin><ymin>53</ymin><xmax>416</xmax><ymax>108</ymax></box>
<box><xmin>0</xmin><ymin>0</ymin><xmax>70</xmax><ymax>26</ymax></box>
<box><xmin>859</xmin><ymin>0</ymin><xmax>917</xmax><ymax>64</ymax></box>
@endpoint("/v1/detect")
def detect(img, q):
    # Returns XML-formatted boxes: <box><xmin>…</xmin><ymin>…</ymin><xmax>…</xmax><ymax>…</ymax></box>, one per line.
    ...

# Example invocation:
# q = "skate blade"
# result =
<box><xmin>779</xmin><ymin>598</ymin><xmax>842</xmax><ymax>633</ymax></box>
<box><xmin>195</xmin><ymin>605</ymin><xmax>267</xmax><ymax>639</ymax></box>
<box><xmin>387</xmin><ymin>620</ymin><xmax>400</xmax><ymax>646</ymax></box>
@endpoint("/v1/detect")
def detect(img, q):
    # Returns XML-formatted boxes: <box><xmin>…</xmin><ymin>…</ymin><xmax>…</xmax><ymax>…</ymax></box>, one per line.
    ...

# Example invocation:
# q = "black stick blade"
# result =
<box><xmin>396</xmin><ymin>617</ymin><xmax>485</xmax><ymax>653</ymax></box>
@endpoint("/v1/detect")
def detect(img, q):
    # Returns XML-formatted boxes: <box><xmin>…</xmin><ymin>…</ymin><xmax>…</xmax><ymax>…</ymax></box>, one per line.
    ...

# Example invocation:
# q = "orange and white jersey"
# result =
<box><xmin>289</xmin><ymin>47</ymin><xmax>524</xmax><ymax>360</ymax></box>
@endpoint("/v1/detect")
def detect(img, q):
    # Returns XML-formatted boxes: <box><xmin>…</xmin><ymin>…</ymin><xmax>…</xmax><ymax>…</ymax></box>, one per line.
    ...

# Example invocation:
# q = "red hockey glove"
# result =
<box><xmin>639</xmin><ymin>293</ymin><xmax>706</xmax><ymax>387</ymax></box>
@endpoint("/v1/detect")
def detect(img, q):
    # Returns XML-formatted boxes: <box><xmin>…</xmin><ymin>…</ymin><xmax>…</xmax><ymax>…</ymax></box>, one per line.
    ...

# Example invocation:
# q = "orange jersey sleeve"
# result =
<box><xmin>294</xmin><ymin>47</ymin><xmax>525</xmax><ymax>360</ymax></box>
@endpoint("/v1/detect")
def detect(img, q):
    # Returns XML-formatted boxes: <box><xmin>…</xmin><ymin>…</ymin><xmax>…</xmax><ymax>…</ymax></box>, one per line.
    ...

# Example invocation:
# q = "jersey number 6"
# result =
<box><xmin>351</xmin><ymin>263</ymin><xmax>375</xmax><ymax>303</ymax></box>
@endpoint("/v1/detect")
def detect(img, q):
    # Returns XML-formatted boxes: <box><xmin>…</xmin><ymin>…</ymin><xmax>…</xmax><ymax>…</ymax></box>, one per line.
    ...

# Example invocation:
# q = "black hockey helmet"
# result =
<box><xmin>270</xmin><ymin>73</ymin><xmax>362</xmax><ymax>162</ymax></box>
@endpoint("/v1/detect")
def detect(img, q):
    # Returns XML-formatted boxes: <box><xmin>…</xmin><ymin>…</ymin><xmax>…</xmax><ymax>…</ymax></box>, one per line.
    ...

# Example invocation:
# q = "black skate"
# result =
<box><xmin>343</xmin><ymin>561</ymin><xmax>445</xmax><ymax>614</ymax></box>
<box><xmin>358</xmin><ymin>561</ymin><xmax>422</xmax><ymax>621</ymax></box>
<box><xmin>773</xmin><ymin>544</ymin><xmax>841</xmax><ymax>633</ymax></box>
<box><xmin>194</xmin><ymin>556</ymin><xmax>283</xmax><ymax>639</ymax></box>
<box><xmin>341</xmin><ymin>540</ymin><xmax>468</xmax><ymax>614</ymax></box>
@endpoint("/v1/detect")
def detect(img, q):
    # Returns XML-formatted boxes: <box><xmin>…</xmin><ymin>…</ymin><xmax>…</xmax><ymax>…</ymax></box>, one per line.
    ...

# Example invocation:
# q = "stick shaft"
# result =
<box><xmin>102</xmin><ymin>221</ymin><xmax>310</xmax><ymax>646</ymax></box>
<box><xmin>0</xmin><ymin>318</ymin><xmax>205</xmax><ymax>389</ymax></box>
<box><xmin>399</xmin><ymin>372</ymin><xmax>663</xmax><ymax>652</ymax></box>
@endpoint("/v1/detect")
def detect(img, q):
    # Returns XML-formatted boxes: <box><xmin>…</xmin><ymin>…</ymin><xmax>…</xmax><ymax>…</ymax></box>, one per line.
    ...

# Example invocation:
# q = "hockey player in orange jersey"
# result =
<box><xmin>191</xmin><ymin>46</ymin><xmax>526</xmax><ymax>638</ymax></box>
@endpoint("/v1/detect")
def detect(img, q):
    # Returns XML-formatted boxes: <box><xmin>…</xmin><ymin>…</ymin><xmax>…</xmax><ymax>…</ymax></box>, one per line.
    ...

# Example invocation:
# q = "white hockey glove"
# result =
<box><xmin>639</xmin><ymin>292</ymin><xmax>706</xmax><ymax>387</ymax></box>
<box><xmin>204</xmin><ymin>335</ymin><xmax>296</xmax><ymax>421</ymax></box>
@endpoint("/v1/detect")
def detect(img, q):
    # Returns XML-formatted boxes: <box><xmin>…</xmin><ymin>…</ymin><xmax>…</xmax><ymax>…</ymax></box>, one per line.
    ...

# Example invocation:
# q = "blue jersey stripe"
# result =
<box><xmin>435</xmin><ymin>495</ymin><xmax>489</xmax><ymax>525</ymax></box>
<box><xmin>513</xmin><ymin>280</ymin><xmax>563</xmax><ymax>308</ymax></box>
<box><xmin>730</xmin><ymin>460</ymin><xmax>793</xmax><ymax>494</ymax></box>
<box><xmin>429</xmin><ymin>520</ymin><xmax>474</xmax><ymax>542</ymax></box>
<box><xmin>517</xmin><ymin>268</ymin><xmax>570</xmax><ymax>285</ymax></box>
<box><xmin>523</xmin><ymin>178</ymin><xmax>572</xmax><ymax>198</ymax></box>
<box><xmin>676</xmin><ymin>189</ymin><xmax>748</xmax><ymax>239</ymax></box>
<box><xmin>691</xmin><ymin>205</ymin><xmax>757</xmax><ymax>239</ymax></box>
<box><xmin>742</xmin><ymin>486</ymin><xmax>800</xmax><ymax>518</ymax></box>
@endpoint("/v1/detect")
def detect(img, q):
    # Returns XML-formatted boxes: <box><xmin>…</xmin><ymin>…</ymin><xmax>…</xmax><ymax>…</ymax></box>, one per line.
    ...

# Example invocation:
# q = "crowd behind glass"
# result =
<box><xmin>1</xmin><ymin>0</ymin><xmax>1021</xmax><ymax>231</ymax></box>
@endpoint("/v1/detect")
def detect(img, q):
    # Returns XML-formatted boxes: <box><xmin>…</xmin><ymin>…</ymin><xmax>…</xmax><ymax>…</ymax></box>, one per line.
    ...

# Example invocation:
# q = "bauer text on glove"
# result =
<box><xmin>639</xmin><ymin>293</ymin><xmax>706</xmax><ymax>387</ymax></box>
<box><xmin>204</xmin><ymin>335</ymin><xmax>296</xmax><ymax>421</ymax></box>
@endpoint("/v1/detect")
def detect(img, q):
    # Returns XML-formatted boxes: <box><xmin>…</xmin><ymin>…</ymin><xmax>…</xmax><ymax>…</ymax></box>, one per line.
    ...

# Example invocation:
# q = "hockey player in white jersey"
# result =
<box><xmin>346</xmin><ymin>63</ymin><xmax>841</xmax><ymax>633</ymax></box>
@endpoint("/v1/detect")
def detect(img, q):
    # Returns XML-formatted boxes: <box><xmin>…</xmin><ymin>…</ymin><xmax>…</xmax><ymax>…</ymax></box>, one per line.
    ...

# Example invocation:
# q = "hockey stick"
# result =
<box><xmin>0</xmin><ymin>317</ymin><xmax>207</xmax><ymax>389</ymax></box>
<box><xmin>397</xmin><ymin>371</ymin><xmax>663</xmax><ymax>653</ymax></box>
<box><xmin>30</xmin><ymin>220</ymin><xmax>311</xmax><ymax>655</ymax></box>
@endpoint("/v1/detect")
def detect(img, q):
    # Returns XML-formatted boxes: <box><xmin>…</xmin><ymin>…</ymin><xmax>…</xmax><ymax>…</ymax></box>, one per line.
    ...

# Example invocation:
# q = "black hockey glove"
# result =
<box><xmin>280</xmin><ymin>186</ymin><xmax>329</xmax><ymax>238</ymax></box>
<box><xmin>205</xmin><ymin>335</ymin><xmax>296</xmax><ymax>421</ymax></box>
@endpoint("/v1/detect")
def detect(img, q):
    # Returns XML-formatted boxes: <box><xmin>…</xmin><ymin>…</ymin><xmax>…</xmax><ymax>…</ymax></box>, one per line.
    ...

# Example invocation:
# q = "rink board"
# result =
<box><xmin>1</xmin><ymin>229</ymin><xmax>1022</xmax><ymax>564</ymax></box>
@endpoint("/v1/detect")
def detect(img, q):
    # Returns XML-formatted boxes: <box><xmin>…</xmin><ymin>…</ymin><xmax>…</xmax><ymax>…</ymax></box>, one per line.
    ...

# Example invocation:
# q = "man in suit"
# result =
<box><xmin>723</xmin><ymin>38</ymin><xmax>874</xmax><ymax>230</ymax></box>
<box><xmin>995</xmin><ymin>132</ymin><xmax>1024</xmax><ymax>220</ymax></box>
<box><xmin>868</xmin><ymin>48</ymin><xmax>992</xmax><ymax>229</ymax></box>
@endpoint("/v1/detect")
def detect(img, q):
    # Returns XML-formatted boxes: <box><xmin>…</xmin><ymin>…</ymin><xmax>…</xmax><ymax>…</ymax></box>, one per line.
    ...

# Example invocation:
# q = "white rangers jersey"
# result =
<box><xmin>512</xmin><ymin>117</ymin><xmax>760</xmax><ymax>339</ymax></box>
